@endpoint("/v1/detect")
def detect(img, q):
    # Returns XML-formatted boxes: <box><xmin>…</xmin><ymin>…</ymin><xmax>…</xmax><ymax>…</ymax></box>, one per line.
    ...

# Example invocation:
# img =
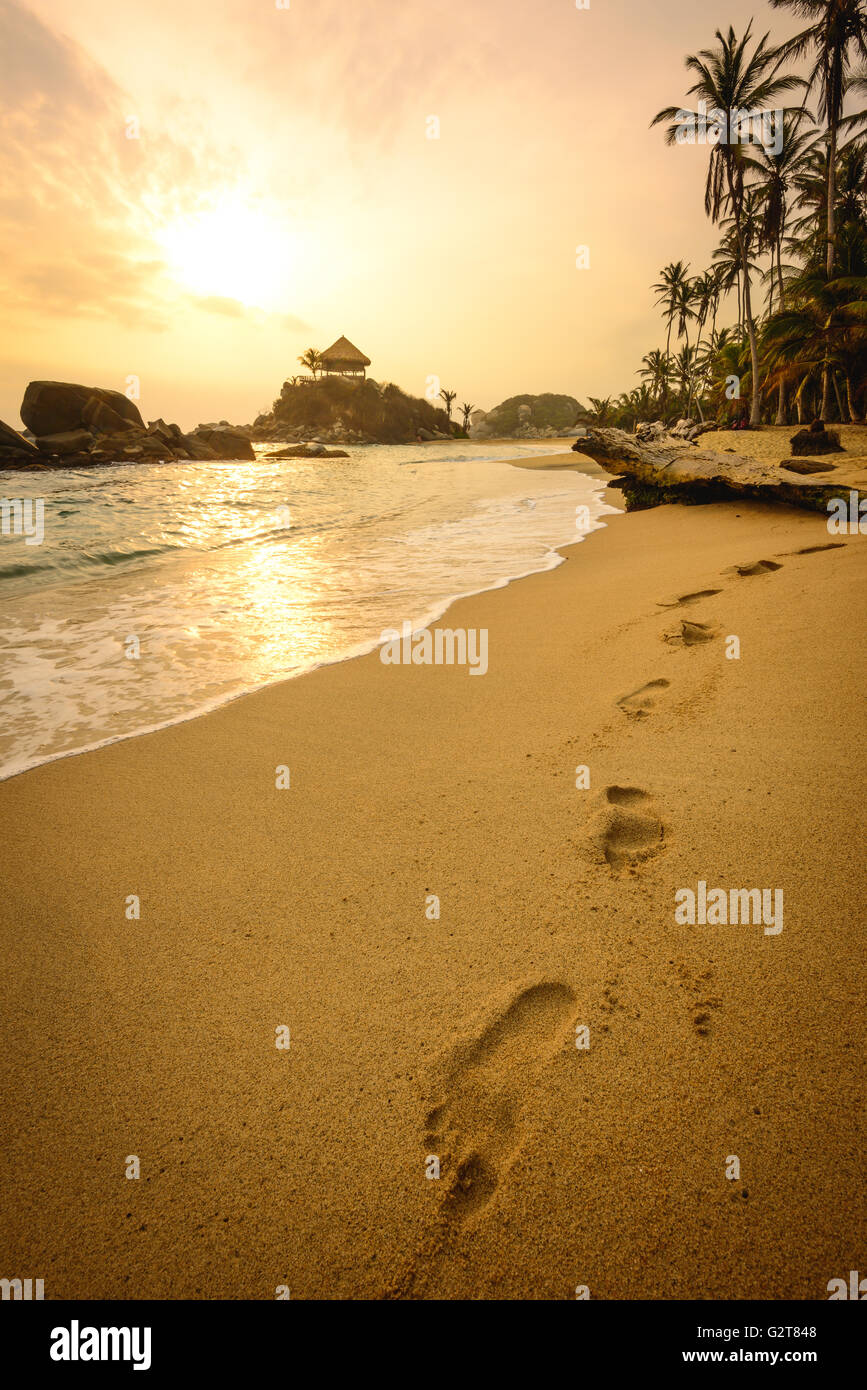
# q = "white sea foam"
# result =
<box><xmin>0</xmin><ymin>442</ymin><xmax>617</xmax><ymax>780</ymax></box>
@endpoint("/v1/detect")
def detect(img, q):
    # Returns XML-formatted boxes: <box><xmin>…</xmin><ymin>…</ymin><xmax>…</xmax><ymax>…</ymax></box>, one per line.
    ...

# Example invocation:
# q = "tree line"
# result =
<box><xmin>585</xmin><ymin>3</ymin><xmax>867</xmax><ymax>431</ymax></box>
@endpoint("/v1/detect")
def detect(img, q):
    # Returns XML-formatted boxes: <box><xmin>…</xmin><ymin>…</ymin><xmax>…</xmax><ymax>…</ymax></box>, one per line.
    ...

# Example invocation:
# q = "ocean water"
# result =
<box><xmin>0</xmin><ymin>442</ymin><xmax>617</xmax><ymax>780</ymax></box>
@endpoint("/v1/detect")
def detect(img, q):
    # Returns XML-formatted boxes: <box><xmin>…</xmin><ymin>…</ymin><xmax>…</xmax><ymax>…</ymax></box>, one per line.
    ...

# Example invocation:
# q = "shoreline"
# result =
<box><xmin>0</xmin><ymin>451</ymin><xmax>615</xmax><ymax>784</ymax></box>
<box><xmin>1</xmin><ymin>463</ymin><xmax>864</xmax><ymax>1299</ymax></box>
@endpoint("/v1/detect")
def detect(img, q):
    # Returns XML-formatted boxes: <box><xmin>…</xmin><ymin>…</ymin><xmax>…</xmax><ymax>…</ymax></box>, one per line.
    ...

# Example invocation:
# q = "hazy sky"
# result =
<box><xmin>1</xmin><ymin>0</ymin><xmax>798</xmax><ymax>429</ymax></box>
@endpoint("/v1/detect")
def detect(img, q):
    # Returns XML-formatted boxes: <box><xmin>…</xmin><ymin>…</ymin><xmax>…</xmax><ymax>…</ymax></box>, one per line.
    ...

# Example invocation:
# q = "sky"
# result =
<box><xmin>0</xmin><ymin>0</ymin><xmax>801</xmax><ymax>430</ymax></box>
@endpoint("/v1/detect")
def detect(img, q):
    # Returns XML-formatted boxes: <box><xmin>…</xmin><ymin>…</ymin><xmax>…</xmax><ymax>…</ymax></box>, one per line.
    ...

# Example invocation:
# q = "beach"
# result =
<box><xmin>1</xmin><ymin>451</ymin><xmax>864</xmax><ymax>1300</ymax></box>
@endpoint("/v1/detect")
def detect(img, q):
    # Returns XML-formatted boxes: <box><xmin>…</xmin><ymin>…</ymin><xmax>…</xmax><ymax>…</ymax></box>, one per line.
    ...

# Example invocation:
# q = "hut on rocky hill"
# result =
<box><xmin>318</xmin><ymin>336</ymin><xmax>371</xmax><ymax>379</ymax></box>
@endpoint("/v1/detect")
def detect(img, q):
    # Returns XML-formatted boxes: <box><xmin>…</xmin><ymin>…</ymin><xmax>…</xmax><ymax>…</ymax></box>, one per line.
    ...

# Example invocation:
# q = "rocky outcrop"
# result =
<box><xmin>255</xmin><ymin>376</ymin><xmax>457</xmax><ymax>445</ymax></box>
<box><xmin>789</xmin><ymin>420</ymin><xmax>844</xmax><ymax>456</ymax></box>
<box><xmin>573</xmin><ymin>426</ymin><xmax>865</xmax><ymax>513</ymax></box>
<box><xmin>21</xmin><ymin>381</ymin><xmax>144</xmax><ymax>436</ymax></box>
<box><xmin>0</xmin><ymin>381</ymin><xmax>256</xmax><ymax>469</ymax></box>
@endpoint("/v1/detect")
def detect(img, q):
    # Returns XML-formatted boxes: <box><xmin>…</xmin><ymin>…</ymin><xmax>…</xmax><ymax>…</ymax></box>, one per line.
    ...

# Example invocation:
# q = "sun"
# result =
<box><xmin>158</xmin><ymin>198</ymin><xmax>298</xmax><ymax>310</ymax></box>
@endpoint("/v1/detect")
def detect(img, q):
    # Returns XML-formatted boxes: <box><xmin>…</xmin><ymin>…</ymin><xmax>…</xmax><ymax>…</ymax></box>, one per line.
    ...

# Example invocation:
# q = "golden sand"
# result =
<box><xmin>0</xmin><ymin>457</ymin><xmax>864</xmax><ymax>1299</ymax></box>
<box><xmin>705</xmin><ymin>423</ymin><xmax>867</xmax><ymax>471</ymax></box>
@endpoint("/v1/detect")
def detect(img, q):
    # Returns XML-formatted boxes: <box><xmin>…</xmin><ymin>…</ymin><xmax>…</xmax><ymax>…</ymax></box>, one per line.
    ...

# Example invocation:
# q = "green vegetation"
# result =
<box><xmin>480</xmin><ymin>393</ymin><xmax>582</xmax><ymax>434</ymax></box>
<box><xmin>604</xmin><ymin>6</ymin><xmax>867</xmax><ymax>430</ymax></box>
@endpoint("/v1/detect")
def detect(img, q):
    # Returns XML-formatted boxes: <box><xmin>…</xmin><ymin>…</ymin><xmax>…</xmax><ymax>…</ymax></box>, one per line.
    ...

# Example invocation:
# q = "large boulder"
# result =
<box><xmin>178</xmin><ymin>433</ymin><xmax>219</xmax><ymax>460</ymax></box>
<box><xmin>21</xmin><ymin>381</ymin><xmax>144</xmax><ymax>435</ymax></box>
<box><xmin>192</xmin><ymin>426</ymin><xmax>255</xmax><ymax>460</ymax></box>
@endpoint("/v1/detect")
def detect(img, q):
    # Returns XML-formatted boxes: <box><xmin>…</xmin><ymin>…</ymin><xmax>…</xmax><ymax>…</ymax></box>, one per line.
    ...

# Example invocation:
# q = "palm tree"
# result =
<box><xmin>638</xmin><ymin>349</ymin><xmax>674</xmax><ymax>414</ymax></box>
<box><xmin>298</xmin><ymin>348</ymin><xmax>322</xmax><ymax>378</ymax></box>
<box><xmin>653</xmin><ymin>260</ymin><xmax>692</xmax><ymax>358</ymax></box>
<box><xmin>746</xmin><ymin>112</ymin><xmax>819</xmax><ymax>418</ymax></box>
<box><xmin>712</xmin><ymin>223</ymin><xmax>751</xmax><ymax>335</ymax></box>
<box><xmin>771</xmin><ymin>1</ymin><xmax>867</xmax><ymax>414</ymax></box>
<box><xmin>439</xmin><ymin>388</ymin><xmax>457</xmax><ymax>421</ymax></box>
<box><xmin>672</xmin><ymin>344</ymin><xmax>699</xmax><ymax>413</ymax></box>
<box><xmin>749</xmin><ymin>115</ymin><xmax>817</xmax><ymax>311</ymax></box>
<box><xmin>614</xmin><ymin>384</ymin><xmax>656</xmax><ymax>430</ymax></box>
<box><xmin>586</xmin><ymin>396</ymin><xmax>615</xmax><ymax>425</ymax></box>
<box><xmin>652</xmin><ymin>24</ymin><xmax>804</xmax><ymax>425</ymax></box>
<box><xmin>770</xmin><ymin>0</ymin><xmax>867</xmax><ymax>280</ymax></box>
<box><xmin>762</xmin><ymin>265</ymin><xmax>867</xmax><ymax>421</ymax></box>
<box><xmin>673</xmin><ymin>279</ymin><xmax>700</xmax><ymax>412</ymax></box>
<box><xmin>708</xmin><ymin>331</ymin><xmax>754</xmax><ymax>421</ymax></box>
<box><xmin>460</xmin><ymin>402</ymin><xmax>475</xmax><ymax>431</ymax></box>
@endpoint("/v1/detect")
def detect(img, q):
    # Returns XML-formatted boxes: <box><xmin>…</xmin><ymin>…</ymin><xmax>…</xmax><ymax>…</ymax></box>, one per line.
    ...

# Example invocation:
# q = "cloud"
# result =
<box><xmin>0</xmin><ymin>0</ymin><xmax>240</xmax><ymax>329</ymax></box>
<box><xmin>190</xmin><ymin>294</ymin><xmax>246</xmax><ymax>318</ymax></box>
<box><xmin>188</xmin><ymin>296</ymin><xmax>310</xmax><ymax>334</ymax></box>
<box><xmin>275</xmin><ymin>311</ymin><xmax>312</xmax><ymax>333</ymax></box>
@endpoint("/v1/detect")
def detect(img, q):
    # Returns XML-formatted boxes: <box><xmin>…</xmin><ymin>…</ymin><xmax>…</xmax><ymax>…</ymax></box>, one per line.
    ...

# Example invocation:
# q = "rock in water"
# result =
<box><xmin>191</xmin><ymin>426</ymin><xmax>255</xmax><ymax>461</ymax></box>
<box><xmin>271</xmin><ymin>444</ymin><xmax>349</xmax><ymax>458</ymax></box>
<box><xmin>21</xmin><ymin>381</ymin><xmax>145</xmax><ymax>435</ymax></box>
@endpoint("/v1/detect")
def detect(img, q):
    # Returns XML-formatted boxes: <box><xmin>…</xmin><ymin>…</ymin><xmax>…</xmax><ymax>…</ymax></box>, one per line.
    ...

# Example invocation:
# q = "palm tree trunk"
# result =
<box><xmin>774</xmin><ymin>238</ymin><xmax>786</xmax><ymax>426</ymax></box>
<box><xmin>832</xmin><ymin>372</ymin><xmax>848</xmax><ymax>424</ymax></box>
<box><xmin>821</xmin><ymin>367</ymin><xmax>831</xmax><ymax>421</ymax></box>
<box><xmin>826</xmin><ymin>121</ymin><xmax>837</xmax><ymax>280</ymax></box>
<box><xmin>845</xmin><ymin>374</ymin><xmax>862</xmax><ymax>424</ymax></box>
<box><xmin>684</xmin><ymin>327</ymin><xmax>692</xmax><ymax>416</ymax></box>
<box><xmin>728</xmin><ymin>169</ymin><xmax>761</xmax><ymax>427</ymax></box>
<box><xmin>820</xmin><ymin>125</ymin><xmax>838</xmax><ymax>421</ymax></box>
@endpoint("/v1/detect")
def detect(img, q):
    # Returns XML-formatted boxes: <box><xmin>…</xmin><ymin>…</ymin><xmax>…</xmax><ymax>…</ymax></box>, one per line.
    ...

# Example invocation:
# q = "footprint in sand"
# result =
<box><xmin>664</xmin><ymin>618</ymin><xmax>719</xmax><ymax>647</ymax></box>
<box><xmin>582</xmin><ymin>784</ymin><xmax>666</xmax><ymax>870</ymax></box>
<box><xmin>425</xmin><ymin>982</ymin><xmax>576</xmax><ymax>1223</ymax></box>
<box><xmin>617</xmin><ymin>677</ymin><xmax>670</xmax><ymax>718</ymax></box>
<box><xmin>726</xmin><ymin>559</ymin><xmax>782</xmax><ymax>577</ymax></box>
<box><xmin>674</xmin><ymin>964</ymin><xmax>722</xmax><ymax>1037</ymax></box>
<box><xmin>658</xmin><ymin>588</ymin><xmax>722</xmax><ymax>609</ymax></box>
<box><xmin>792</xmin><ymin>542</ymin><xmax>845</xmax><ymax>555</ymax></box>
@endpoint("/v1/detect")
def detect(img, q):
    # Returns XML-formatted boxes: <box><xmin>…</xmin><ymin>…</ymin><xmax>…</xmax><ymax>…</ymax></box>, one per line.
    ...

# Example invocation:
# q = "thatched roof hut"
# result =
<box><xmin>319</xmin><ymin>336</ymin><xmax>371</xmax><ymax>378</ymax></box>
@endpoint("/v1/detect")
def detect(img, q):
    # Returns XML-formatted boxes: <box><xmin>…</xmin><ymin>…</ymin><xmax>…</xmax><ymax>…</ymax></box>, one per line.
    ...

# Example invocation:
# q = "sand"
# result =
<box><xmin>704</xmin><ymin>422</ymin><xmax>867</xmax><ymax>470</ymax></box>
<box><xmin>0</xmin><ymin>451</ymin><xmax>864</xmax><ymax>1300</ymax></box>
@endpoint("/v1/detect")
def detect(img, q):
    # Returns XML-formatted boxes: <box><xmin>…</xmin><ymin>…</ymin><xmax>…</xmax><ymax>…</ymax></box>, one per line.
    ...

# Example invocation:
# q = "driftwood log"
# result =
<box><xmin>573</xmin><ymin>427</ymin><xmax>867</xmax><ymax>513</ymax></box>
